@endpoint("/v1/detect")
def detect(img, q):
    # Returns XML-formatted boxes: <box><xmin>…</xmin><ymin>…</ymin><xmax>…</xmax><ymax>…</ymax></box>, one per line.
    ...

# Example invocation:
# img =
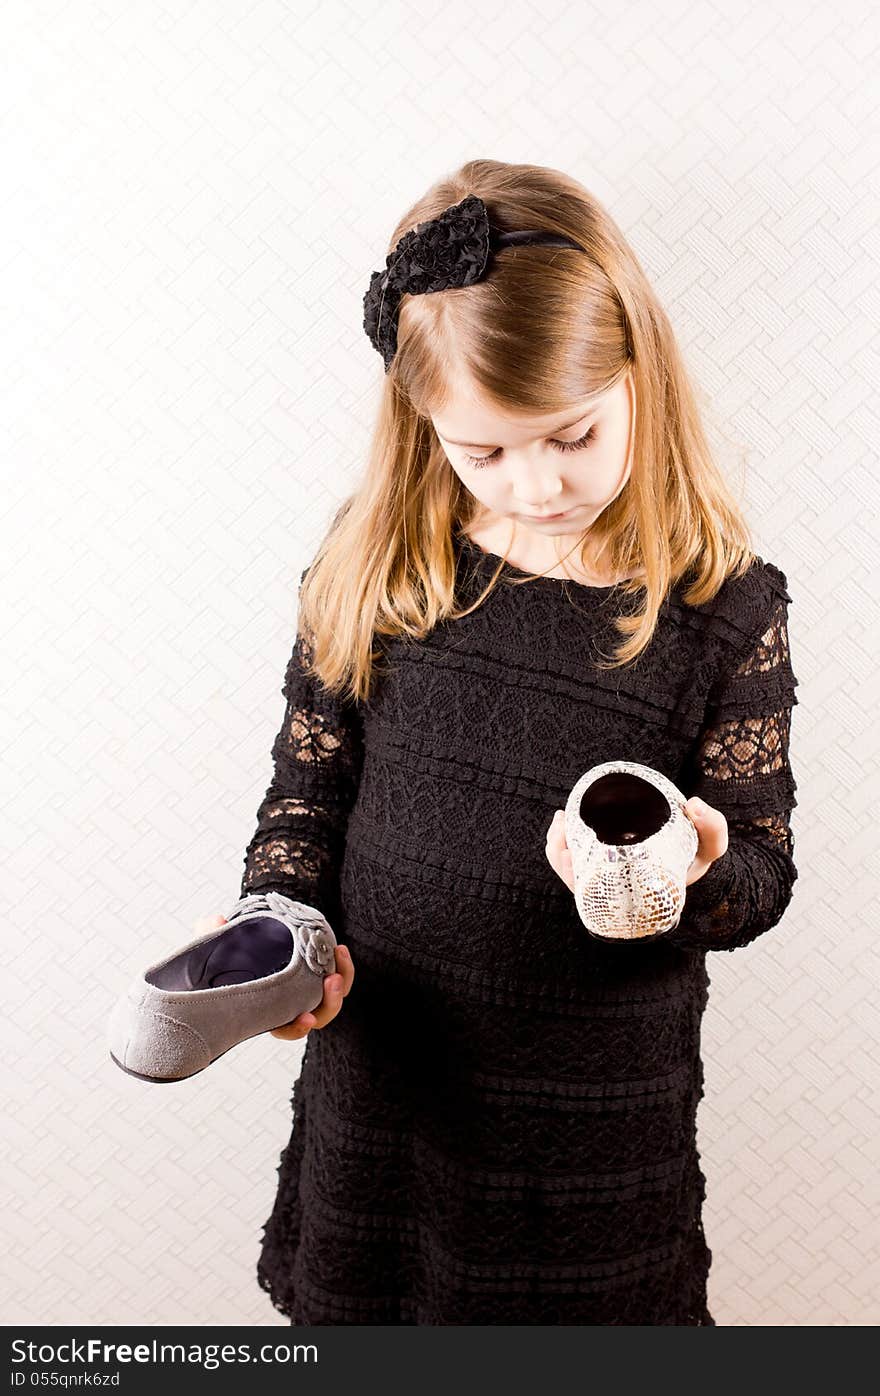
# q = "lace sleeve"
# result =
<box><xmin>238</xmin><ymin>568</ymin><xmax>364</xmax><ymax>928</ymax></box>
<box><xmin>665</xmin><ymin>564</ymin><xmax>800</xmax><ymax>953</ymax></box>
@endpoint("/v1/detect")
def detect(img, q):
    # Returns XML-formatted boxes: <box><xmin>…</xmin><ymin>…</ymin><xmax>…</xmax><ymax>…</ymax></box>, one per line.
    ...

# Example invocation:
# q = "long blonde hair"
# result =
<box><xmin>298</xmin><ymin>158</ymin><xmax>756</xmax><ymax>705</ymax></box>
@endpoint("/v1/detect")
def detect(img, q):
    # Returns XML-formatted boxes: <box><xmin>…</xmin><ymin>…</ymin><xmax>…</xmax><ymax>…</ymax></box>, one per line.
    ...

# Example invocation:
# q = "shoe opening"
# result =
<box><xmin>579</xmin><ymin>772</ymin><xmax>672</xmax><ymax>845</ymax></box>
<box><xmin>146</xmin><ymin>916</ymin><xmax>294</xmax><ymax>991</ymax></box>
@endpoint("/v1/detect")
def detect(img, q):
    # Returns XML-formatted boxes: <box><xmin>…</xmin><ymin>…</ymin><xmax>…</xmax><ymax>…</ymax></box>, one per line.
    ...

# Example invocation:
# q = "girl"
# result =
<box><xmin>205</xmin><ymin>159</ymin><xmax>799</xmax><ymax>1326</ymax></box>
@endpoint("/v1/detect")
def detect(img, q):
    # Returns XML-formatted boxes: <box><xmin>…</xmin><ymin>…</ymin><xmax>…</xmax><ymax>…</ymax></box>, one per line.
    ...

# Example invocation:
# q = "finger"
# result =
<box><xmin>545</xmin><ymin>810</ymin><xmax>565</xmax><ymax>848</ymax></box>
<box><xmin>558</xmin><ymin>848</ymin><xmax>575</xmax><ymax>892</ymax></box>
<box><xmin>271</xmin><ymin>963</ymin><xmax>344</xmax><ymax>1038</ymax></box>
<box><xmin>686</xmin><ymin>798</ymin><xmax>723</xmax><ymax>828</ymax></box>
<box><xmin>269</xmin><ymin>1010</ymin><xmax>317</xmax><ymax>1041</ymax></box>
<box><xmin>545</xmin><ymin>835</ymin><xmax>575</xmax><ymax>891</ymax></box>
<box><xmin>547</xmin><ymin>815</ymin><xmax>569</xmax><ymax>854</ymax></box>
<box><xmin>686</xmin><ymin>800</ymin><xmax>728</xmax><ymax>856</ymax></box>
<box><xmin>194</xmin><ymin>913</ymin><xmax>227</xmax><ymax>933</ymax></box>
<box><xmin>308</xmin><ymin>970</ymin><xmax>346</xmax><ymax>1029</ymax></box>
<box><xmin>334</xmin><ymin>944</ymin><xmax>355</xmax><ymax>996</ymax></box>
<box><xmin>270</xmin><ymin>960</ymin><xmax>347</xmax><ymax>1039</ymax></box>
<box><xmin>275</xmin><ymin>949</ymin><xmax>351</xmax><ymax>1039</ymax></box>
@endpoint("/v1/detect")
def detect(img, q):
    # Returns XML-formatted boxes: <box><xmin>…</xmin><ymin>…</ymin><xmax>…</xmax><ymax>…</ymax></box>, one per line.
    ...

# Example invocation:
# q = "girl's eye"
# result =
<box><xmin>463</xmin><ymin>424</ymin><xmax>597</xmax><ymax>469</ymax></box>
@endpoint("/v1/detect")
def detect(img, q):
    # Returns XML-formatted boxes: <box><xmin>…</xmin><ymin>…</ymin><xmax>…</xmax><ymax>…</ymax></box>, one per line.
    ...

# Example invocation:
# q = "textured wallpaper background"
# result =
<box><xmin>3</xmin><ymin>0</ymin><xmax>878</xmax><ymax>1327</ymax></box>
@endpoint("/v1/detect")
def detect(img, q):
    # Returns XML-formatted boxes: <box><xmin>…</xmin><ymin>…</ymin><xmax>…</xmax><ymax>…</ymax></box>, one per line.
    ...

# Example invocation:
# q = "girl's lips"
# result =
<box><xmin>521</xmin><ymin>508</ymin><xmax>573</xmax><ymax>521</ymax></box>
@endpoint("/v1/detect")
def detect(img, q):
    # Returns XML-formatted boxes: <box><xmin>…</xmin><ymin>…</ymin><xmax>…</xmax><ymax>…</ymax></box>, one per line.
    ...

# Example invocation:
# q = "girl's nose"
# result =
<box><xmin>514</xmin><ymin>484</ymin><xmax>566</xmax><ymax>511</ymax></box>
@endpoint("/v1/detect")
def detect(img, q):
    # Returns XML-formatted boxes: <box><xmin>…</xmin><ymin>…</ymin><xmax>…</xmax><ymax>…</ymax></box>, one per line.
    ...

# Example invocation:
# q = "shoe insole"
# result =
<box><xmin>146</xmin><ymin>916</ymin><xmax>294</xmax><ymax>991</ymax></box>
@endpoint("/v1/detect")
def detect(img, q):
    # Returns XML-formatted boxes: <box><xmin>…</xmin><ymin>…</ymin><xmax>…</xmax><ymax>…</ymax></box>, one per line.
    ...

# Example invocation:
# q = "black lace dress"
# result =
<box><xmin>240</xmin><ymin>530</ymin><xmax>799</xmax><ymax>1326</ymax></box>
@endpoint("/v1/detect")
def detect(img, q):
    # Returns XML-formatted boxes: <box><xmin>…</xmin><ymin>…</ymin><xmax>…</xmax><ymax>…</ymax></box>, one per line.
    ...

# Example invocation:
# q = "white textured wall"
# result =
<box><xmin>3</xmin><ymin>0</ymin><xmax>878</xmax><ymax>1328</ymax></box>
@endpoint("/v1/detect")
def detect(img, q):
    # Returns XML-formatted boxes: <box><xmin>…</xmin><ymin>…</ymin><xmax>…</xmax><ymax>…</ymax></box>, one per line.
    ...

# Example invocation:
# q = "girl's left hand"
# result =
<box><xmin>545</xmin><ymin>797</ymin><xmax>729</xmax><ymax>894</ymax></box>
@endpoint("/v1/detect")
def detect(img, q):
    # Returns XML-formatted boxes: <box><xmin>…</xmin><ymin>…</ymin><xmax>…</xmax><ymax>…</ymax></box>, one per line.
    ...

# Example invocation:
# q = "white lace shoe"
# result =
<box><xmin>564</xmin><ymin>761</ymin><xmax>699</xmax><ymax>942</ymax></box>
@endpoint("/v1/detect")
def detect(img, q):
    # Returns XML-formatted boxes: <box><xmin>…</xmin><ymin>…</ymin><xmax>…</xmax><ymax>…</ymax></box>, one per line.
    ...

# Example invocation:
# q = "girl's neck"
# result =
<box><xmin>463</xmin><ymin>514</ymin><xmax>643</xmax><ymax>586</ymax></box>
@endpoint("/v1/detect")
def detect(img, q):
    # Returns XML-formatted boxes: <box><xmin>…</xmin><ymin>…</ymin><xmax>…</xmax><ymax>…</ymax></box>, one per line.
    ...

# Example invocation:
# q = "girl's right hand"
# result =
<box><xmin>193</xmin><ymin>913</ymin><xmax>355</xmax><ymax>1042</ymax></box>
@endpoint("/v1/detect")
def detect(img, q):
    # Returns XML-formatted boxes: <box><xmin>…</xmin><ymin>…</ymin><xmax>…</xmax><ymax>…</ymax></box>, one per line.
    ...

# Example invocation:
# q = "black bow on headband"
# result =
<box><xmin>362</xmin><ymin>193</ymin><xmax>587</xmax><ymax>372</ymax></box>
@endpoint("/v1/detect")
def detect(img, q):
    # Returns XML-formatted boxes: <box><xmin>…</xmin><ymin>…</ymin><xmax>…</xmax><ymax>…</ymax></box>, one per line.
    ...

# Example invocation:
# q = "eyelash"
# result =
<box><xmin>463</xmin><ymin>424</ymin><xmax>598</xmax><ymax>469</ymax></box>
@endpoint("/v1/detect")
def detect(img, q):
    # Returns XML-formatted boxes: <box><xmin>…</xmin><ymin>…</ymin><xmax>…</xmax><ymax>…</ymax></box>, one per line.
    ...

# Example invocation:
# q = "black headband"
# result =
<box><xmin>362</xmin><ymin>193</ymin><xmax>589</xmax><ymax>373</ymax></box>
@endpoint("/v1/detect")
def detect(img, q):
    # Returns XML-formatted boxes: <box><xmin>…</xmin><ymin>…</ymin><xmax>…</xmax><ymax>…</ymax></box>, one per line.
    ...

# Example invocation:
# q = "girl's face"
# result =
<box><xmin>432</xmin><ymin>367</ymin><xmax>635</xmax><ymax>547</ymax></box>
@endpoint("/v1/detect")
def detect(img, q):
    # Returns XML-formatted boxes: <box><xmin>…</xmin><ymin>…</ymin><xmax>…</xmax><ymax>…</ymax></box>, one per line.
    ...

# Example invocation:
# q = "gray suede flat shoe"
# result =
<box><xmin>107</xmin><ymin>891</ymin><xmax>337</xmax><ymax>1083</ymax></box>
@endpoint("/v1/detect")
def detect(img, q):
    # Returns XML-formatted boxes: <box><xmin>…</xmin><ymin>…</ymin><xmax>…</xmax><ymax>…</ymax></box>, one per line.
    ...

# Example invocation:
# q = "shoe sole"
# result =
<box><xmin>109</xmin><ymin>1047</ymin><xmax>233</xmax><ymax>1083</ymax></box>
<box><xmin>108</xmin><ymin>1016</ymin><xmax>308</xmax><ymax>1083</ymax></box>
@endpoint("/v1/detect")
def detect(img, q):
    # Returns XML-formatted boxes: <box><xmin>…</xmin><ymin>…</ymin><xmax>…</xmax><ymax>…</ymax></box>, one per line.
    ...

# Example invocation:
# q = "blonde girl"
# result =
<box><xmin>203</xmin><ymin>158</ymin><xmax>799</xmax><ymax>1326</ymax></box>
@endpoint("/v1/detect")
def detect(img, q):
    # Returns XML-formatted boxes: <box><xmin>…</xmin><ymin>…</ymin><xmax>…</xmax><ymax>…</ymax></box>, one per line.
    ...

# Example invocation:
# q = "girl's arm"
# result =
<box><xmin>238</xmin><ymin>567</ymin><xmax>364</xmax><ymax>929</ymax></box>
<box><xmin>665</xmin><ymin>564</ymin><xmax>800</xmax><ymax>953</ymax></box>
